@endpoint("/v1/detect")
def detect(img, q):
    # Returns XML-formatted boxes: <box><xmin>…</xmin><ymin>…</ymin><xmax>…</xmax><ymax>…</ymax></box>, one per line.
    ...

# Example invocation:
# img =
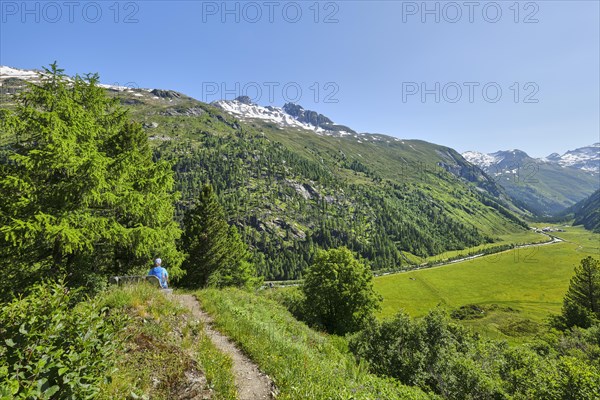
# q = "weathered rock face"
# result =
<box><xmin>283</xmin><ymin>103</ymin><xmax>333</xmax><ymax>126</ymax></box>
<box><xmin>235</xmin><ymin>95</ymin><xmax>253</xmax><ymax>105</ymax></box>
<box><xmin>151</xmin><ymin>89</ymin><xmax>182</xmax><ymax>99</ymax></box>
<box><xmin>161</xmin><ymin>107</ymin><xmax>206</xmax><ymax>117</ymax></box>
<box><xmin>282</xmin><ymin>103</ymin><xmax>356</xmax><ymax>134</ymax></box>
<box><xmin>120</xmin><ymin>98</ymin><xmax>144</xmax><ymax>105</ymax></box>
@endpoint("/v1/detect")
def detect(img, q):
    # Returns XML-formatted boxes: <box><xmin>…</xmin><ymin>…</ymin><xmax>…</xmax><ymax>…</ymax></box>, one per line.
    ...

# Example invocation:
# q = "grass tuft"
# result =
<box><xmin>196</xmin><ymin>288</ymin><xmax>434</xmax><ymax>399</ymax></box>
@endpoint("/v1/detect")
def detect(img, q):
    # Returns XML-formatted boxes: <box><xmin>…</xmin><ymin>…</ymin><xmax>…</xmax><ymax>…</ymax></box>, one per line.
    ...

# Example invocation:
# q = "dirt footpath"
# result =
<box><xmin>176</xmin><ymin>294</ymin><xmax>275</xmax><ymax>400</ymax></box>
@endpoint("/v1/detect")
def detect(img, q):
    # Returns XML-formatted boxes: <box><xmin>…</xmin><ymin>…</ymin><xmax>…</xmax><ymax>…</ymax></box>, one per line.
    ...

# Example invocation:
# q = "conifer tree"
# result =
<box><xmin>180</xmin><ymin>184</ymin><xmax>257</xmax><ymax>288</ymax></box>
<box><xmin>561</xmin><ymin>256</ymin><xmax>600</xmax><ymax>328</ymax></box>
<box><xmin>208</xmin><ymin>225</ymin><xmax>260</xmax><ymax>289</ymax></box>
<box><xmin>0</xmin><ymin>63</ymin><xmax>183</xmax><ymax>298</ymax></box>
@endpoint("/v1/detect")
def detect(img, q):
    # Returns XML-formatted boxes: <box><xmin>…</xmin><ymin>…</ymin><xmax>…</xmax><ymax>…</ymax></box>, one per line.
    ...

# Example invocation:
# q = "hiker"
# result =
<box><xmin>148</xmin><ymin>258</ymin><xmax>169</xmax><ymax>289</ymax></box>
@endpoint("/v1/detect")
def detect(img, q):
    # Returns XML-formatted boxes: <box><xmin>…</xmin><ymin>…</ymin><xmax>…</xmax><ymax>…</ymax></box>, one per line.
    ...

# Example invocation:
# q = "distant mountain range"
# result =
<box><xmin>462</xmin><ymin>146</ymin><xmax>599</xmax><ymax>216</ymax></box>
<box><xmin>545</xmin><ymin>144</ymin><xmax>600</xmax><ymax>173</ymax></box>
<box><xmin>1</xmin><ymin>64</ymin><xmax>533</xmax><ymax>279</ymax></box>
<box><xmin>213</xmin><ymin>96</ymin><xmax>361</xmax><ymax>138</ymax></box>
<box><xmin>464</xmin><ymin>144</ymin><xmax>600</xmax><ymax>174</ymax></box>
<box><xmin>1</xmin><ymin>64</ymin><xmax>597</xmax><ymax>253</ymax></box>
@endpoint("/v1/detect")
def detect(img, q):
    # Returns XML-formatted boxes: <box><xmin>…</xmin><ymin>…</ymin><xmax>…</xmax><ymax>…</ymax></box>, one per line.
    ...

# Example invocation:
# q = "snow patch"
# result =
<box><xmin>462</xmin><ymin>151</ymin><xmax>500</xmax><ymax>168</ymax></box>
<box><xmin>213</xmin><ymin>99</ymin><xmax>327</xmax><ymax>134</ymax></box>
<box><xmin>0</xmin><ymin>66</ymin><xmax>41</xmax><ymax>81</ymax></box>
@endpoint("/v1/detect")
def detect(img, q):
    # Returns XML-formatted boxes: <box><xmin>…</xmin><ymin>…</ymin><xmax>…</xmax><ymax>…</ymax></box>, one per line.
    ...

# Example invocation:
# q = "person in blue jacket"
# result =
<box><xmin>148</xmin><ymin>258</ymin><xmax>169</xmax><ymax>289</ymax></box>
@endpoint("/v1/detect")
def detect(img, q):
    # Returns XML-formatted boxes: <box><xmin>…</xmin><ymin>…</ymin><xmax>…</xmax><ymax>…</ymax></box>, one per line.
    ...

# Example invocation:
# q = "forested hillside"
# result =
<box><xmin>135</xmin><ymin>94</ymin><xmax>528</xmax><ymax>279</ymax></box>
<box><xmin>1</xmin><ymin>69</ymin><xmax>528</xmax><ymax>280</ymax></box>
<box><xmin>571</xmin><ymin>189</ymin><xmax>600</xmax><ymax>232</ymax></box>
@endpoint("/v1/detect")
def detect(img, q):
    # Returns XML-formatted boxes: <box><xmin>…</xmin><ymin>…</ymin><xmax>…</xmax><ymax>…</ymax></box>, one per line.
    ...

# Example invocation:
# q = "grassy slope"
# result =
<box><xmin>98</xmin><ymin>284</ymin><xmax>237</xmax><ymax>399</ymax></box>
<box><xmin>196</xmin><ymin>288</ymin><xmax>433</xmax><ymax>399</ymax></box>
<box><xmin>260</xmin><ymin>123</ymin><xmax>525</xmax><ymax>238</ymax></box>
<box><xmin>374</xmin><ymin>225</ymin><xmax>600</xmax><ymax>342</ymax></box>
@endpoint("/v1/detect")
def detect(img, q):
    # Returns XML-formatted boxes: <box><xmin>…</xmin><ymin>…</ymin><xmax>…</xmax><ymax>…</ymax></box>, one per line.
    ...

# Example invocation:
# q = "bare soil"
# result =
<box><xmin>176</xmin><ymin>294</ymin><xmax>275</xmax><ymax>400</ymax></box>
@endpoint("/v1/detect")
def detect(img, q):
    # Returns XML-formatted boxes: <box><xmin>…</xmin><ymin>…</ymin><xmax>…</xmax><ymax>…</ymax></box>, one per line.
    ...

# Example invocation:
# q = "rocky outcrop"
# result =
<box><xmin>151</xmin><ymin>89</ymin><xmax>182</xmax><ymax>99</ymax></box>
<box><xmin>161</xmin><ymin>107</ymin><xmax>206</xmax><ymax>117</ymax></box>
<box><xmin>282</xmin><ymin>103</ymin><xmax>356</xmax><ymax>134</ymax></box>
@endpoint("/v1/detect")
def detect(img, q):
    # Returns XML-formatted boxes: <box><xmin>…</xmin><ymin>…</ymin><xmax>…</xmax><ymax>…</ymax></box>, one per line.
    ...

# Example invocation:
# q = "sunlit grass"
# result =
<box><xmin>195</xmin><ymin>288</ymin><xmax>431</xmax><ymax>399</ymax></box>
<box><xmin>98</xmin><ymin>284</ymin><xmax>237</xmax><ymax>399</ymax></box>
<box><xmin>374</xmin><ymin>225</ymin><xmax>600</xmax><ymax>342</ymax></box>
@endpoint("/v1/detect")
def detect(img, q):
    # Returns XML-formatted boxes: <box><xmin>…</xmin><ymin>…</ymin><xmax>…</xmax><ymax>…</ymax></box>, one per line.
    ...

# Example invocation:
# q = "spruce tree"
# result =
<box><xmin>208</xmin><ymin>225</ymin><xmax>260</xmax><ymax>289</ymax></box>
<box><xmin>180</xmin><ymin>184</ymin><xmax>257</xmax><ymax>288</ymax></box>
<box><xmin>0</xmin><ymin>64</ymin><xmax>183</xmax><ymax>298</ymax></box>
<box><xmin>561</xmin><ymin>256</ymin><xmax>600</xmax><ymax>328</ymax></box>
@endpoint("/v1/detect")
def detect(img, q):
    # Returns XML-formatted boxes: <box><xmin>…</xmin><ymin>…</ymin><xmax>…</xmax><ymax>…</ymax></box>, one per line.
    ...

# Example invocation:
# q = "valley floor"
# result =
<box><xmin>374</xmin><ymin>225</ymin><xmax>600</xmax><ymax>342</ymax></box>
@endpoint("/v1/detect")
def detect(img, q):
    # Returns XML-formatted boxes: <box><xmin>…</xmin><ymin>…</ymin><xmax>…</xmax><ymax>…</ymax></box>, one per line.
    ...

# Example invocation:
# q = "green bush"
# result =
<box><xmin>450</xmin><ymin>304</ymin><xmax>486</xmax><ymax>320</ymax></box>
<box><xmin>261</xmin><ymin>286</ymin><xmax>307</xmax><ymax>321</ymax></box>
<box><xmin>0</xmin><ymin>281</ymin><xmax>126</xmax><ymax>399</ymax></box>
<box><xmin>350</xmin><ymin>310</ymin><xmax>600</xmax><ymax>399</ymax></box>
<box><xmin>302</xmin><ymin>247</ymin><xmax>381</xmax><ymax>335</ymax></box>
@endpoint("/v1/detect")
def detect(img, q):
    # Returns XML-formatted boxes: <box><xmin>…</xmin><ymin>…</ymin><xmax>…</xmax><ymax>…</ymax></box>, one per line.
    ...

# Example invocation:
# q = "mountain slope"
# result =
<box><xmin>463</xmin><ymin>147</ymin><xmax>599</xmax><ymax>216</ymax></box>
<box><xmin>566</xmin><ymin>189</ymin><xmax>600</xmax><ymax>232</ymax></box>
<box><xmin>1</xmin><ymin>66</ymin><xmax>530</xmax><ymax>280</ymax></box>
<box><xmin>545</xmin><ymin>143</ymin><xmax>600</xmax><ymax>173</ymax></box>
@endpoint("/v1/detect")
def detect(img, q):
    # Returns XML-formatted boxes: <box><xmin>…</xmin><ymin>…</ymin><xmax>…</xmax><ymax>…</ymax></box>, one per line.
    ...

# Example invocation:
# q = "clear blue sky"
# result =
<box><xmin>1</xmin><ymin>1</ymin><xmax>598</xmax><ymax>157</ymax></box>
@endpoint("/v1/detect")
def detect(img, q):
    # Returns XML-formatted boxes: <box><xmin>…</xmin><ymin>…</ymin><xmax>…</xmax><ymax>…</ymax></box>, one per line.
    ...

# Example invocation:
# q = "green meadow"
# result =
<box><xmin>374</xmin><ymin>225</ymin><xmax>600</xmax><ymax>342</ymax></box>
<box><xmin>419</xmin><ymin>229</ymin><xmax>548</xmax><ymax>265</ymax></box>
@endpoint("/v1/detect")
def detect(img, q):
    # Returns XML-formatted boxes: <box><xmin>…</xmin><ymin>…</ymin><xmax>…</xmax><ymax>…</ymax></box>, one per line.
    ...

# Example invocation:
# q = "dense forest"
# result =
<box><xmin>572</xmin><ymin>189</ymin><xmax>600</xmax><ymax>233</ymax></box>
<box><xmin>159</xmin><ymin>136</ymin><xmax>494</xmax><ymax>279</ymax></box>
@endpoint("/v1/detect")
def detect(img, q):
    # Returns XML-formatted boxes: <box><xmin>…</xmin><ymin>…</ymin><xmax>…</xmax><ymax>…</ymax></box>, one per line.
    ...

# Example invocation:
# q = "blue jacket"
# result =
<box><xmin>148</xmin><ymin>266</ymin><xmax>169</xmax><ymax>288</ymax></box>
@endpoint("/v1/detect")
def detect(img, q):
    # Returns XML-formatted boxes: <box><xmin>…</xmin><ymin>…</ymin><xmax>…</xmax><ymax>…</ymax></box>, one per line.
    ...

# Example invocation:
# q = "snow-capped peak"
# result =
<box><xmin>552</xmin><ymin>143</ymin><xmax>600</xmax><ymax>172</ymax></box>
<box><xmin>213</xmin><ymin>98</ymin><xmax>327</xmax><ymax>133</ymax></box>
<box><xmin>462</xmin><ymin>151</ymin><xmax>501</xmax><ymax>168</ymax></box>
<box><xmin>464</xmin><ymin>143</ymin><xmax>599</xmax><ymax>174</ymax></box>
<box><xmin>213</xmin><ymin>97</ymin><xmax>363</xmax><ymax>139</ymax></box>
<box><xmin>0</xmin><ymin>66</ymin><xmax>42</xmax><ymax>81</ymax></box>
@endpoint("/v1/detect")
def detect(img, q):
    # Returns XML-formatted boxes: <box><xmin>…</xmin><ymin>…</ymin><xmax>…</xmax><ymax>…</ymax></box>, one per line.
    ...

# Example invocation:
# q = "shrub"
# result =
<box><xmin>302</xmin><ymin>247</ymin><xmax>381</xmax><ymax>335</ymax></box>
<box><xmin>261</xmin><ymin>287</ymin><xmax>307</xmax><ymax>321</ymax></box>
<box><xmin>0</xmin><ymin>280</ymin><xmax>126</xmax><ymax>399</ymax></box>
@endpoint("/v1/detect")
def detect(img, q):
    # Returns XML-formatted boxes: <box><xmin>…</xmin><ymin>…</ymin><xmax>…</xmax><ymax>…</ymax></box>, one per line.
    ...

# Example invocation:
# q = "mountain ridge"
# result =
<box><xmin>0</xmin><ymin>65</ymin><xmax>535</xmax><ymax>279</ymax></box>
<box><xmin>463</xmin><ymin>144</ymin><xmax>600</xmax><ymax>174</ymax></box>
<box><xmin>462</xmin><ymin>146</ymin><xmax>599</xmax><ymax>216</ymax></box>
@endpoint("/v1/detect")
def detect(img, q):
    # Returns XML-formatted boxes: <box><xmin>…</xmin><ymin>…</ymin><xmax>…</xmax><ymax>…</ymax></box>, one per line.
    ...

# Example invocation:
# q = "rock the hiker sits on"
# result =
<box><xmin>148</xmin><ymin>258</ymin><xmax>169</xmax><ymax>289</ymax></box>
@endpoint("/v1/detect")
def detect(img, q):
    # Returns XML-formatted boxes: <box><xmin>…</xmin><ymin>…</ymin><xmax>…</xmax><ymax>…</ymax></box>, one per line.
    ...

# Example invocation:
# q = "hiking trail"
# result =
<box><xmin>176</xmin><ymin>294</ymin><xmax>275</xmax><ymax>400</ymax></box>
